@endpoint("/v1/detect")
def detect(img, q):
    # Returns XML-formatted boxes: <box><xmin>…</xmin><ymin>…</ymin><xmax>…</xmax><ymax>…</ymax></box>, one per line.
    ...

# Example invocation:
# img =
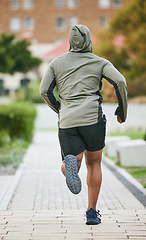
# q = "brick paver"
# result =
<box><xmin>0</xmin><ymin>130</ymin><xmax>145</xmax><ymax>239</ymax></box>
<box><xmin>0</xmin><ymin>210</ymin><xmax>146</xmax><ymax>239</ymax></box>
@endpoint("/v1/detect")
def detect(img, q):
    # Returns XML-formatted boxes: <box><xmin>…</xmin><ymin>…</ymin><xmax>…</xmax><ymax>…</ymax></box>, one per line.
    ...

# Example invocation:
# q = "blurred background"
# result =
<box><xmin>0</xmin><ymin>0</ymin><xmax>145</xmax><ymax>103</ymax></box>
<box><xmin>0</xmin><ymin>0</ymin><xmax>146</xmax><ymax>183</ymax></box>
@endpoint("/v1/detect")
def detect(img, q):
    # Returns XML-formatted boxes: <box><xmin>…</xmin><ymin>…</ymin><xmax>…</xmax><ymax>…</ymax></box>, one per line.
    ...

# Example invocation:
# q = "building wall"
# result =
<box><xmin>0</xmin><ymin>0</ymin><xmax>130</xmax><ymax>43</ymax></box>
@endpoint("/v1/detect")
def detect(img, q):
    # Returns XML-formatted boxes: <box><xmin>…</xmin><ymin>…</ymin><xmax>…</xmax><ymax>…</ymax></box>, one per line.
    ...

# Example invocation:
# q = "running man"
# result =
<box><xmin>40</xmin><ymin>25</ymin><xmax>127</xmax><ymax>225</ymax></box>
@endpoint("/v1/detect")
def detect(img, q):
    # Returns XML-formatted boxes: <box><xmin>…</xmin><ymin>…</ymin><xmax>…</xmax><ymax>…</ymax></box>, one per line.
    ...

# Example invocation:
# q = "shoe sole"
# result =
<box><xmin>64</xmin><ymin>154</ymin><xmax>81</xmax><ymax>194</ymax></box>
<box><xmin>86</xmin><ymin>219</ymin><xmax>101</xmax><ymax>225</ymax></box>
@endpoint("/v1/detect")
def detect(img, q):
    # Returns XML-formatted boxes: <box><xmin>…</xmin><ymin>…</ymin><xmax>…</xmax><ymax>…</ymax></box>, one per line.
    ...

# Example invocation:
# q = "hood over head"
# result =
<box><xmin>69</xmin><ymin>25</ymin><xmax>92</xmax><ymax>53</ymax></box>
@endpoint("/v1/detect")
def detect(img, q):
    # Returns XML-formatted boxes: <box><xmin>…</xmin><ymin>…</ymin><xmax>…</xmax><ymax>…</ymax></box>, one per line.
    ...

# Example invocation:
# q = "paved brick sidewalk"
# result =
<box><xmin>0</xmin><ymin>210</ymin><xmax>146</xmax><ymax>240</ymax></box>
<box><xmin>0</xmin><ymin>131</ymin><xmax>146</xmax><ymax>240</ymax></box>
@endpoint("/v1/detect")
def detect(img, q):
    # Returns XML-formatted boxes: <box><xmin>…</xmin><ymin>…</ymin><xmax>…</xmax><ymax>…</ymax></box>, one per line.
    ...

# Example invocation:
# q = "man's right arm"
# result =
<box><xmin>102</xmin><ymin>61</ymin><xmax>128</xmax><ymax>123</ymax></box>
<box><xmin>39</xmin><ymin>64</ymin><xmax>60</xmax><ymax>114</ymax></box>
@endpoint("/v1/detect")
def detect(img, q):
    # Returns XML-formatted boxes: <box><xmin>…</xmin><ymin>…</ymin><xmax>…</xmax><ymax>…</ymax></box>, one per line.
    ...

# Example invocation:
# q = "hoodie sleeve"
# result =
<box><xmin>39</xmin><ymin>63</ymin><xmax>60</xmax><ymax>114</ymax></box>
<box><xmin>102</xmin><ymin>61</ymin><xmax>127</xmax><ymax>122</ymax></box>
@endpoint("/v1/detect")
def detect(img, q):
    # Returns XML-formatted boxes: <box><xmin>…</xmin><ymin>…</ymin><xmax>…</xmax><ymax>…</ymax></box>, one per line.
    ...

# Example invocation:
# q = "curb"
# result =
<box><xmin>103</xmin><ymin>155</ymin><xmax>146</xmax><ymax>208</ymax></box>
<box><xmin>103</xmin><ymin>155</ymin><xmax>146</xmax><ymax>195</ymax></box>
<box><xmin>0</xmin><ymin>145</ymin><xmax>32</xmax><ymax>211</ymax></box>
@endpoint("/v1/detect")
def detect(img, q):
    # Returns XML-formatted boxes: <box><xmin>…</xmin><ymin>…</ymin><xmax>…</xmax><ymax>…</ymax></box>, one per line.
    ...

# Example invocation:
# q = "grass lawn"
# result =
<box><xmin>0</xmin><ymin>139</ymin><xmax>29</xmax><ymax>174</ymax></box>
<box><xmin>110</xmin><ymin>131</ymin><xmax>146</xmax><ymax>140</ymax></box>
<box><xmin>125</xmin><ymin>167</ymin><xmax>146</xmax><ymax>188</ymax></box>
<box><xmin>108</xmin><ymin>131</ymin><xmax>146</xmax><ymax>188</ymax></box>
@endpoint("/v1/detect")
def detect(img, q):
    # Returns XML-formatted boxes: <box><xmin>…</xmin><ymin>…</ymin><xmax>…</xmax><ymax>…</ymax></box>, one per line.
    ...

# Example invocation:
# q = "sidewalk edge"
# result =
<box><xmin>103</xmin><ymin>155</ymin><xmax>146</xmax><ymax>195</ymax></box>
<box><xmin>0</xmin><ymin>145</ymin><xmax>32</xmax><ymax>211</ymax></box>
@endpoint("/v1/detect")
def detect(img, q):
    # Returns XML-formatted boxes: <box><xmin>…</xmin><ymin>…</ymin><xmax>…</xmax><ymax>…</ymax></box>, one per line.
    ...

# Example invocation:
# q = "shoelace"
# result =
<box><xmin>96</xmin><ymin>210</ymin><xmax>101</xmax><ymax>218</ymax></box>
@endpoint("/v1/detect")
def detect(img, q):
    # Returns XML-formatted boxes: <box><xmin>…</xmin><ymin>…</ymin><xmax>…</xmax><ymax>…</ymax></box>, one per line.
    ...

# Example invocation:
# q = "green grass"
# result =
<box><xmin>124</xmin><ymin>166</ymin><xmax>146</xmax><ymax>188</ymax></box>
<box><xmin>121</xmin><ymin>166</ymin><xmax>146</xmax><ymax>188</ymax></box>
<box><xmin>110</xmin><ymin>131</ymin><xmax>146</xmax><ymax>140</ymax></box>
<box><xmin>124</xmin><ymin>167</ymin><xmax>146</xmax><ymax>179</ymax></box>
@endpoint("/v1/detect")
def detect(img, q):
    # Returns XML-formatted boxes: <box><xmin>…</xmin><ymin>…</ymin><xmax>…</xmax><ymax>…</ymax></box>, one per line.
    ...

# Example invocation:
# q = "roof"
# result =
<box><xmin>41</xmin><ymin>35</ymin><xmax>96</xmax><ymax>60</ymax></box>
<box><xmin>42</xmin><ymin>39</ymin><xmax>70</xmax><ymax>60</ymax></box>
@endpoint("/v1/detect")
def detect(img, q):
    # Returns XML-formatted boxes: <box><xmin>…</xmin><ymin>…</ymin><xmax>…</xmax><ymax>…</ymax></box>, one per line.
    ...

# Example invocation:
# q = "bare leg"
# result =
<box><xmin>61</xmin><ymin>152</ymin><xmax>83</xmax><ymax>176</ymax></box>
<box><xmin>85</xmin><ymin>149</ymin><xmax>103</xmax><ymax>211</ymax></box>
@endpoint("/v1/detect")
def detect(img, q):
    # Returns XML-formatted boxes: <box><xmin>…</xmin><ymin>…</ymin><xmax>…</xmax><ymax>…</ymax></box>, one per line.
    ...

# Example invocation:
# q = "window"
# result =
<box><xmin>23</xmin><ymin>0</ymin><xmax>33</xmax><ymax>9</ymax></box>
<box><xmin>68</xmin><ymin>0</ymin><xmax>78</xmax><ymax>8</ymax></box>
<box><xmin>100</xmin><ymin>16</ymin><xmax>109</xmax><ymax>28</ymax></box>
<box><xmin>10</xmin><ymin>0</ymin><xmax>19</xmax><ymax>9</ymax></box>
<box><xmin>56</xmin><ymin>17</ymin><xmax>65</xmax><ymax>30</ymax></box>
<box><xmin>24</xmin><ymin>17</ymin><xmax>34</xmax><ymax>30</ymax></box>
<box><xmin>55</xmin><ymin>0</ymin><xmax>64</xmax><ymax>8</ymax></box>
<box><xmin>113</xmin><ymin>0</ymin><xmax>122</xmax><ymax>7</ymax></box>
<box><xmin>98</xmin><ymin>0</ymin><xmax>110</xmax><ymax>9</ymax></box>
<box><xmin>69</xmin><ymin>17</ymin><xmax>78</xmax><ymax>28</ymax></box>
<box><xmin>10</xmin><ymin>17</ymin><xmax>21</xmax><ymax>31</ymax></box>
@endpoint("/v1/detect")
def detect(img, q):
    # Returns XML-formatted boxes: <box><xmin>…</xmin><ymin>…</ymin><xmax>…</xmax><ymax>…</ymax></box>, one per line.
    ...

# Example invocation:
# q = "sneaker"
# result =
<box><xmin>64</xmin><ymin>154</ymin><xmax>82</xmax><ymax>194</ymax></box>
<box><xmin>86</xmin><ymin>208</ymin><xmax>101</xmax><ymax>225</ymax></box>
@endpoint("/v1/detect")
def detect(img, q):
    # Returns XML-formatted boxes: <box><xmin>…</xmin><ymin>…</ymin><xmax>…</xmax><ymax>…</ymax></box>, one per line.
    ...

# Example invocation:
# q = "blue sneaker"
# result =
<box><xmin>64</xmin><ymin>154</ymin><xmax>82</xmax><ymax>194</ymax></box>
<box><xmin>86</xmin><ymin>208</ymin><xmax>101</xmax><ymax>225</ymax></box>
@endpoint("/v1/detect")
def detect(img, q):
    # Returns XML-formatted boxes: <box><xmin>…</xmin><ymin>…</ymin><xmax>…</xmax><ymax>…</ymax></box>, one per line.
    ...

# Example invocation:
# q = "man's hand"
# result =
<box><xmin>115</xmin><ymin>112</ymin><xmax>123</xmax><ymax>124</ymax></box>
<box><xmin>117</xmin><ymin>116</ymin><xmax>123</xmax><ymax>124</ymax></box>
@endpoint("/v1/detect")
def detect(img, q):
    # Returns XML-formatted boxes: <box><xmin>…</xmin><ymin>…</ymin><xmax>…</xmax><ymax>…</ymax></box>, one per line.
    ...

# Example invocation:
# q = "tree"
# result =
<box><xmin>0</xmin><ymin>34</ymin><xmax>41</xmax><ymax>74</ymax></box>
<box><xmin>94</xmin><ymin>0</ymin><xmax>146</xmax><ymax>98</ymax></box>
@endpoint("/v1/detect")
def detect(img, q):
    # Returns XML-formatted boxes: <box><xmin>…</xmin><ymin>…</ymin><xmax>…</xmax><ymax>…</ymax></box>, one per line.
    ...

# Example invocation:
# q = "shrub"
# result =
<box><xmin>27</xmin><ymin>80</ymin><xmax>43</xmax><ymax>103</ymax></box>
<box><xmin>0</xmin><ymin>148</ymin><xmax>26</xmax><ymax>169</ymax></box>
<box><xmin>16</xmin><ymin>79</ymin><xmax>60</xmax><ymax>104</ymax></box>
<box><xmin>16</xmin><ymin>79</ymin><xmax>43</xmax><ymax>103</ymax></box>
<box><xmin>0</xmin><ymin>102</ymin><xmax>36</xmax><ymax>142</ymax></box>
<box><xmin>0</xmin><ymin>130</ymin><xmax>10</xmax><ymax>146</ymax></box>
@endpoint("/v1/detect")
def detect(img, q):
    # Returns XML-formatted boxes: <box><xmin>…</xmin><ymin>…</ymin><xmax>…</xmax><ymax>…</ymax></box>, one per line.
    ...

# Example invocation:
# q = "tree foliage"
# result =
<box><xmin>94</xmin><ymin>0</ymin><xmax>146</xmax><ymax>98</ymax></box>
<box><xmin>0</xmin><ymin>34</ymin><xmax>41</xmax><ymax>74</ymax></box>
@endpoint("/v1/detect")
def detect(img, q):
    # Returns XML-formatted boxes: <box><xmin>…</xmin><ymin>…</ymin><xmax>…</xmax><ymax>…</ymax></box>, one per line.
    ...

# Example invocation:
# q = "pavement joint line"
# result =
<box><xmin>102</xmin><ymin>156</ymin><xmax>146</xmax><ymax>208</ymax></box>
<box><xmin>0</xmin><ymin>146</ymin><xmax>32</xmax><ymax>211</ymax></box>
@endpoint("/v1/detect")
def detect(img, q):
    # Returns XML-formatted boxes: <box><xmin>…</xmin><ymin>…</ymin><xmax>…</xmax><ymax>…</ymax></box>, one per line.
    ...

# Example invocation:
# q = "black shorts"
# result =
<box><xmin>58</xmin><ymin>115</ymin><xmax>106</xmax><ymax>160</ymax></box>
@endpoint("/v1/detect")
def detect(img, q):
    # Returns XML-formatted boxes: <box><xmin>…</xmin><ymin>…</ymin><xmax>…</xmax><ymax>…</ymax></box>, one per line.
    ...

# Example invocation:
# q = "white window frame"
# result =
<box><xmin>100</xmin><ymin>16</ymin><xmax>109</xmax><ymax>28</ymax></box>
<box><xmin>56</xmin><ymin>17</ymin><xmax>65</xmax><ymax>31</ymax></box>
<box><xmin>69</xmin><ymin>16</ymin><xmax>78</xmax><ymax>28</ymax></box>
<box><xmin>55</xmin><ymin>0</ymin><xmax>64</xmax><ymax>8</ymax></box>
<box><xmin>113</xmin><ymin>0</ymin><xmax>122</xmax><ymax>8</ymax></box>
<box><xmin>68</xmin><ymin>0</ymin><xmax>78</xmax><ymax>9</ymax></box>
<box><xmin>23</xmin><ymin>16</ymin><xmax>34</xmax><ymax>30</ymax></box>
<box><xmin>23</xmin><ymin>0</ymin><xmax>33</xmax><ymax>9</ymax></box>
<box><xmin>10</xmin><ymin>17</ymin><xmax>21</xmax><ymax>32</ymax></box>
<box><xmin>10</xmin><ymin>0</ymin><xmax>19</xmax><ymax>9</ymax></box>
<box><xmin>98</xmin><ymin>0</ymin><xmax>110</xmax><ymax>9</ymax></box>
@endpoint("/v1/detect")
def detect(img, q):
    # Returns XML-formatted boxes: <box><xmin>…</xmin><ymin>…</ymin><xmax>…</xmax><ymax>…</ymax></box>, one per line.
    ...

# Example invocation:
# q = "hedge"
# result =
<box><xmin>16</xmin><ymin>79</ymin><xmax>44</xmax><ymax>103</ymax></box>
<box><xmin>0</xmin><ymin>102</ymin><xmax>36</xmax><ymax>142</ymax></box>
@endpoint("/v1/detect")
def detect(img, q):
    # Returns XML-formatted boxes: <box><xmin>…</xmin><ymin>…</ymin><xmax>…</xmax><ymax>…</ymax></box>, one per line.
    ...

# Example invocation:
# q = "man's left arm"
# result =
<box><xmin>102</xmin><ymin>61</ymin><xmax>128</xmax><ymax>123</ymax></box>
<box><xmin>39</xmin><ymin>64</ymin><xmax>60</xmax><ymax>114</ymax></box>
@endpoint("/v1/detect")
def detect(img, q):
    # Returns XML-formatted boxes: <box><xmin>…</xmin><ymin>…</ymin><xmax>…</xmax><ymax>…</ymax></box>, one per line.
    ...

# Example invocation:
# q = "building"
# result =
<box><xmin>0</xmin><ymin>0</ymin><xmax>130</xmax><ymax>44</ymax></box>
<box><xmin>0</xmin><ymin>0</ymin><xmax>131</xmax><ymax>96</ymax></box>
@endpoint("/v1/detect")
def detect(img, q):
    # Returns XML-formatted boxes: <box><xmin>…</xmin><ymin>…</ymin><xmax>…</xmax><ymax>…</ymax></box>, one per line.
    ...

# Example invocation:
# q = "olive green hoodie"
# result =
<box><xmin>40</xmin><ymin>25</ymin><xmax>127</xmax><ymax>128</ymax></box>
<box><xmin>69</xmin><ymin>25</ymin><xmax>92</xmax><ymax>53</ymax></box>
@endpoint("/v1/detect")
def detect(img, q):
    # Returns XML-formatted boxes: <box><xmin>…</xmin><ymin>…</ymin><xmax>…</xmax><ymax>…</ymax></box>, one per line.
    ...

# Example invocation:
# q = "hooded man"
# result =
<box><xmin>40</xmin><ymin>25</ymin><xmax>127</xmax><ymax>225</ymax></box>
